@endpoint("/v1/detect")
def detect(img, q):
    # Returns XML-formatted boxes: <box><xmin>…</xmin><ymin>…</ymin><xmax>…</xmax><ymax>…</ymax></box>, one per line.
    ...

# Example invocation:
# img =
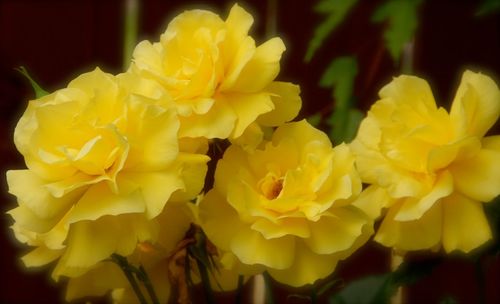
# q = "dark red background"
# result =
<box><xmin>1</xmin><ymin>0</ymin><xmax>499</xmax><ymax>303</ymax></box>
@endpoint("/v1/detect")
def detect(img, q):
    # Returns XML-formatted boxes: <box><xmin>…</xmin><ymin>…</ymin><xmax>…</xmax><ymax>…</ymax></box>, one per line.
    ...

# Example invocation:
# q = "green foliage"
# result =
<box><xmin>320</xmin><ymin>56</ymin><xmax>358</xmax><ymax>107</ymax></box>
<box><xmin>320</xmin><ymin>56</ymin><xmax>362</xmax><ymax>143</ymax></box>
<box><xmin>305</xmin><ymin>0</ymin><xmax>358</xmax><ymax>62</ymax></box>
<box><xmin>476</xmin><ymin>0</ymin><xmax>500</xmax><ymax>16</ymax></box>
<box><xmin>16</xmin><ymin>66</ymin><xmax>49</xmax><ymax>98</ymax></box>
<box><xmin>307</xmin><ymin>113</ymin><xmax>323</xmax><ymax>127</ymax></box>
<box><xmin>372</xmin><ymin>0</ymin><xmax>422</xmax><ymax>63</ymax></box>
<box><xmin>330</xmin><ymin>258</ymin><xmax>441</xmax><ymax>304</ymax></box>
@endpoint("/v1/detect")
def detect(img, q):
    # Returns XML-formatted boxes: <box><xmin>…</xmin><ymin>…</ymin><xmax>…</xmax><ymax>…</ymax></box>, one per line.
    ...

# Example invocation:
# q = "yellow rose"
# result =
<box><xmin>130</xmin><ymin>4</ymin><xmax>301</xmax><ymax>139</ymax></box>
<box><xmin>351</xmin><ymin>71</ymin><xmax>500</xmax><ymax>253</ymax></box>
<box><xmin>7</xmin><ymin>68</ymin><xmax>209</xmax><ymax>279</ymax></box>
<box><xmin>66</xmin><ymin>202</ymin><xmax>241</xmax><ymax>303</ymax></box>
<box><xmin>199</xmin><ymin>120</ymin><xmax>373</xmax><ymax>287</ymax></box>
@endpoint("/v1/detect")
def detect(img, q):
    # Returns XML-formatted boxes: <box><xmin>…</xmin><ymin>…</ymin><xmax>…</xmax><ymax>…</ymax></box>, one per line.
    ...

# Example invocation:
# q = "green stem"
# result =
<box><xmin>401</xmin><ymin>39</ymin><xmax>414</xmax><ymax>74</ymax></box>
<box><xmin>196</xmin><ymin>256</ymin><xmax>215</xmax><ymax>304</ymax></box>
<box><xmin>137</xmin><ymin>265</ymin><xmax>160</xmax><ymax>304</ymax></box>
<box><xmin>111</xmin><ymin>254</ymin><xmax>148</xmax><ymax>304</ymax></box>
<box><xmin>266</xmin><ymin>0</ymin><xmax>277</xmax><ymax>38</ymax></box>
<box><xmin>310</xmin><ymin>285</ymin><xmax>317</xmax><ymax>304</ymax></box>
<box><xmin>263</xmin><ymin>272</ymin><xmax>275</xmax><ymax>304</ymax></box>
<box><xmin>123</xmin><ymin>0</ymin><xmax>139</xmax><ymax>70</ymax></box>
<box><xmin>234</xmin><ymin>275</ymin><xmax>244</xmax><ymax>304</ymax></box>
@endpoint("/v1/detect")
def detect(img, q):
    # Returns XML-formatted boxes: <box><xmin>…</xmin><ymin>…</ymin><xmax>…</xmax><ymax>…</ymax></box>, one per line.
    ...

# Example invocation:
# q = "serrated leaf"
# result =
<box><xmin>16</xmin><ymin>66</ymin><xmax>49</xmax><ymax>98</ymax></box>
<box><xmin>344</xmin><ymin>109</ymin><xmax>364</xmax><ymax>142</ymax></box>
<box><xmin>476</xmin><ymin>0</ymin><xmax>500</xmax><ymax>16</ymax></box>
<box><xmin>306</xmin><ymin>0</ymin><xmax>358</xmax><ymax>62</ymax></box>
<box><xmin>372</xmin><ymin>0</ymin><xmax>422</xmax><ymax>63</ymax></box>
<box><xmin>320</xmin><ymin>56</ymin><xmax>358</xmax><ymax>108</ymax></box>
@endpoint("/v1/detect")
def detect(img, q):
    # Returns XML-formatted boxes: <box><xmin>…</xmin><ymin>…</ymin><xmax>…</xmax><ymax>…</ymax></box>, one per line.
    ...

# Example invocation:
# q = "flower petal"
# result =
<box><xmin>257</xmin><ymin>82</ymin><xmax>302</xmax><ymax>126</ymax></box>
<box><xmin>230</xmin><ymin>37</ymin><xmax>286</xmax><ymax>93</ymax></box>
<box><xmin>442</xmin><ymin>193</ymin><xmax>492</xmax><ymax>253</ymax></box>
<box><xmin>221</xmin><ymin>92</ymin><xmax>274</xmax><ymax>138</ymax></box>
<box><xmin>305</xmin><ymin>207</ymin><xmax>369</xmax><ymax>255</ymax></box>
<box><xmin>66</xmin><ymin>261</ymin><xmax>127</xmax><ymax>301</ymax></box>
<box><xmin>449</xmin><ymin>139</ymin><xmax>500</xmax><ymax>202</ymax></box>
<box><xmin>375</xmin><ymin>201</ymin><xmax>442</xmax><ymax>251</ymax></box>
<box><xmin>230</xmin><ymin>228</ymin><xmax>295</xmax><ymax>270</ymax></box>
<box><xmin>7</xmin><ymin>170</ymin><xmax>79</xmax><ymax>219</ymax></box>
<box><xmin>450</xmin><ymin>70</ymin><xmax>500</xmax><ymax>137</ymax></box>
<box><xmin>22</xmin><ymin>246</ymin><xmax>63</xmax><ymax>267</ymax></box>
<box><xmin>118</xmin><ymin>171</ymin><xmax>185</xmax><ymax>219</ymax></box>
<box><xmin>67</xmin><ymin>183</ymin><xmax>145</xmax><ymax>224</ymax></box>
<box><xmin>267</xmin><ymin>240</ymin><xmax>338</xmax><ymax>287</ymax></box>
<box><xmin>394</xmin><ymin>170</ymin><xmax>453</xmax><ymax>221</ymax></box>
<box><xmin>179</xmin><ymin>98</ymin><xmax>237</xmax><ymax>138</ymax></box>
<box><xmin>199</xmin><ymin>190</ymin><xmax>245</xmax><ymax>251</ymax></box>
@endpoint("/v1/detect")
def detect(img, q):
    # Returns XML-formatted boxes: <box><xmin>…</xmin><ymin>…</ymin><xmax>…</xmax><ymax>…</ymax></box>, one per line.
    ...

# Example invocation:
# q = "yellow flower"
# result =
<box><xmin>351</xmin><ymin>71</ymin><xmax>500</xmax><ymax>253</ymax></box>
<box><xmin>7</xmin><ymin>68</ymin><xmax>209</xmax><ymax>279</ymax></box>
<box><xmin>130</xmin><ymin>4</ymin><xmax>301</xmax><ymax>139</ymax></box>
<box><xmin>199</xmin><ymin>120</ymin><xmax>373</xmax><ymax>287</ymax></box>
<box><xmin>66</xmin><ymin>203</ymin><xmax>241</xmax><ymax>304</ymax></box>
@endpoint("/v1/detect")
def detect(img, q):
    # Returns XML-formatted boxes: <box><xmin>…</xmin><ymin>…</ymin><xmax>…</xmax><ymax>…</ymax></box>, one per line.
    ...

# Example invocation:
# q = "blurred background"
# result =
<box><xmin>1</xmin><ymin>0</ymin><xmax>499</xmax><ymax>303</ymax></box>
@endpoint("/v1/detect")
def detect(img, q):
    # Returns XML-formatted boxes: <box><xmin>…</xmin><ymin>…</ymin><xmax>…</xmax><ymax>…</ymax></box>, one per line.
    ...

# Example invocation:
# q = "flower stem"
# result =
<box><xmin>196</xmin><ymin>255</ymin><xmax>215</xmax><ymax>304</ymax></box>
<box><xmin>263</xmin><ymin>272</ymin><xmax>276</xmax><ymax>304</ymax></box>
<box><xmin>123</xmin><ymin>0</ymin><xmax>139</xmax><ymax>70</ymax></box>
<box><xmin>390</xmin><ymin>251</ymin><xmax>404</xmax><ymax>304</ymax></box>
<box><xmin>111</xmin><ymin>254</ymin><xmax>148</xmax><ymax>304</ymax></box>
<box><xmin>137</xmin><ymin>265</ymin><xmax>160</xmax><ymax>304</ymax></box>
<box><xmin>234</xmin><ymin>275</ymin><xmax>244</xmax><ymax>304</ymax></box>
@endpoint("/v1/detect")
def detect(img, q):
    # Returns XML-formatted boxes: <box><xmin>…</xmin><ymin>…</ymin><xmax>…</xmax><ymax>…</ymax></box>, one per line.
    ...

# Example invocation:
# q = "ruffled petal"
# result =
<box><xmin>179</xmin><ymin>98</ymin><xmax>237</xmax><ymax>138</ymax></box>
<box><xmin>378</xmin><ymin>75</ymin><xmax>437</xmax><ymax>111</ymax></box>
<box><xmin>221</xmin><ymin>92</ymin><xmax>274</xmax><ymax>138</ymax></box>
<box><xmin>394</xmin><ymin>170</ymin><xmax>453</xmax><ymax>221</ymax></box>
<box><xmin>251</xmin><ymin>217</ymin><xmax>310</xmax><ymax>239</ymax></box>
<box><xmin>352</xmin><ymin>185</ymin><xmax>391</xmax><ymax>220</ymax></box>
<box><xmin>66</xmin><ymin>261</ymin><xmax>127</xmax><ymax>301</ymax></box>
<box><xmin>198</xmin><ymin>190</ymin><xmax>245</xmax><ymax>251</ymax></box>
<box><xmin>442</xmin><ymin>193</ymin><xmax>492</xmax><ymax>253</ymax></box>
<box><xmin>118</xmin><ymin>171</ymin><xmax>185</xmax><ymax>219</ymax></box>
<box><xmin>305</xmin><ymin>207</ymin><xmax>369</xmax><ymax>255</ymax></box>
<box><xmin>257</xmin><ymin>82</ymin><xmax>302</xmax><ymax>126</ymax></box>
<box><xmin>67</xmin><ymin>182</ymin><xmax>145</xmax><ymax>224</ymax></box>
<box><xmin>230</xmin><ymin>228</ymin><xmax>295</xmax><ymax>270</ymax></box>
<box><xmin>230</xmin><ymin>38</ymin><xmax>285</xmax><ymax>93</ymax></box>
<box><xmin>22</xmin><ymin>246</ymin><xmax>63</xmax><ymax>267</ymax></box>
<box><xmin>450</xmin><ymin>70</ymin><xmax>500</xmax><ymax>138</ymax></box>
<box><xmin>449</xmin><ymin>137</ymin><xmax>500</xmax><ymax>202</ymax></box>
<box><xmin>375</xmin><ymin>201</ymin><xmax>442</xmax><ymax>251</ymax></box>
<box><xmin>267</xmin><ymin>240</ymin><xmax>338</xmax><ymax>287</ymax></box>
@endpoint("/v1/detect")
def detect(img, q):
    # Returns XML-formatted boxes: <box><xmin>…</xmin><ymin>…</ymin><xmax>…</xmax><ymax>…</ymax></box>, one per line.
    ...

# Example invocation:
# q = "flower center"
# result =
<box><xmin>259</xmin><ymin>173</ymin><xmax>284</xmax><ymax>200</ymax></box>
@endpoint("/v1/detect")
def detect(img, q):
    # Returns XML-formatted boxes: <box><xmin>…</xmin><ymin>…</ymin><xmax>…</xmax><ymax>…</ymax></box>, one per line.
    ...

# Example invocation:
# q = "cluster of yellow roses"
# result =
<box><xmin>6</xmin><ymin>3</ymin><xmax>500</xmax><ymax>303</ymax></box>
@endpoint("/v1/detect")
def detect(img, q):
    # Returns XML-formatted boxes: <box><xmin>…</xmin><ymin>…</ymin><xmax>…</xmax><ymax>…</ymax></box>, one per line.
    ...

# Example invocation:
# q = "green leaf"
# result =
<box><xmin>16</xmin><ymin>66</ymin><xmax>49</xmax><ymax>98</ymax></box>
<box><xmin>391</xmin><ymin>257</ymin><xmax>441</xmax><ymax>286</ymax></box>
<box><xmin>322</xmin><ymin>56</ymin><xmax>359</xmax><ymax>143</ymax></box>
<box><xmin>320</xmin><ymin>56</ymin><xmax>358</xmax><ymax>108</ymax></box>
<box><xmin>328</xmin><ymin>108</ymin><xmax>363</xmax><ymax>144</ymax></box>
<box><xmin>307</xmin><ymin>113</ymin><xmax>323</xmax><ymax>127</ymax></box>
<box><xmin>305</xmin><ymin>0</ymin><xmax>358</xmax><ymax>62</ymax></box>
<box><xmin>329</xmin><ymin>274</ymin><xmax>393</xmax><ymax>304</ymax></box>
<box><xmin>329</xmin><ymin>258</ymin><xmax>440</xmax><ymax>304</ymax></box>
<box><xmin>476</xmin><ymin>0</ymin><xmax>500</xmax><ymax>16</ymax></box>
<box><xmin>372</xmin><ymin>0</ymin><xmax>422</xmax><ymax>63</ymax></box>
